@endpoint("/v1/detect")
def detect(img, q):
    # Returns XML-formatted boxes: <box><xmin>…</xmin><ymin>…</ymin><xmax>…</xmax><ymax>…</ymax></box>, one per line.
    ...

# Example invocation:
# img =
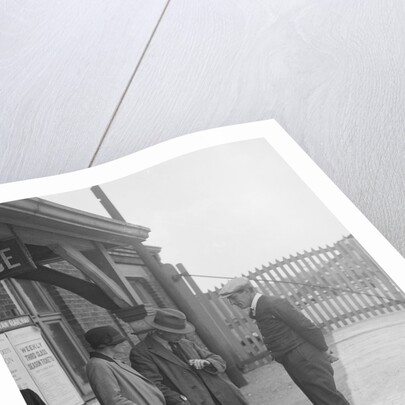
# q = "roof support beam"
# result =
<box><xmin>50</xmin><ymin>243</ymin><xmax>132</xmax><ymax>309</ymax></box>
<box><xmin>84</xmin><ymin>242</ymin><xmax>140</xmax><ymax>306</ymax></box>
<box><xmin>14</xmin><ymin>265</ymin><xmax>121</xmax><ymax>310</ymax></box>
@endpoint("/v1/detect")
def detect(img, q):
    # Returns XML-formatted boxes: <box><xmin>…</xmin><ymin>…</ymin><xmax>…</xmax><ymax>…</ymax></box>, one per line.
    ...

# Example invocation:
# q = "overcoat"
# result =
<box><xmin>252</xmin><ymin>295</ymin><xmax>349</xmax><ymax>405</ymax></box>
<box><xmin>130</xmin><ymin>335</ymin><xmax>248</xmax><ymax>405</ymax></box>
<box><xmin>86</xmin><ymin>352</ymin><xmax>165</xmax><ymax>405</ymax></box>
<box><xmin>253</xmin><ymin>295</ymin><xmax>328</xmax><ymax>358</ymax></box>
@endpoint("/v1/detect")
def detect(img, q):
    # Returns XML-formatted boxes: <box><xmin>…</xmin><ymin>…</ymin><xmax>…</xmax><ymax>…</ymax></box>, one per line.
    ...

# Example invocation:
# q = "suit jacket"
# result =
<box><xmin>253</xmin><ymin>295</ymin><xmax>328</xmax><ymax>359</ymax></box>
<box><xmin>130</xmin><ymin>335</ymin><xmax>248</xmax><ymax>405</ymax></box>
<box><xmin>86</xmin><ymin>352</ymin><xmax>165</xmax><ymax>405</ymax></box>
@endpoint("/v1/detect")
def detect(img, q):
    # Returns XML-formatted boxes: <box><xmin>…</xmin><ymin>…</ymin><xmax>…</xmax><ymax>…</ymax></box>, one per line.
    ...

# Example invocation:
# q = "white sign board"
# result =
<box><xmin>0</xmin><ymin>333</ymin><xmax>42</xmax><ymax>395</ymax></box>
<box><xmin>6</xmin><ymin>326</ymin><xmax>83</xmax><ymax>405</ymax></box>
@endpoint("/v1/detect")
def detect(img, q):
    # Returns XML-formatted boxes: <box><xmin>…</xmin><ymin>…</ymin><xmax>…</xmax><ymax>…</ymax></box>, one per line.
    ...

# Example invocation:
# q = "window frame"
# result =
<box><xmin>7</xmin><ymin>279</ymin><xmax>95</xmax><ymax>401</ymax></box>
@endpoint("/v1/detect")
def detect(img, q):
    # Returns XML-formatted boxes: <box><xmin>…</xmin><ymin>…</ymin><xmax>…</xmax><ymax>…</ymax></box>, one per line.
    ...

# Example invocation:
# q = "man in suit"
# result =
<box><xmin>85</xmin><ymin>325</ymin><xmax>165</xmax><ymax>405</ymax></box>
<box><xmin>130</xmin><ymin>308</ymin><xmax>248</xmax><ymax>405</ymax></box>
<box><xmin>220</xmin><ymin>278</ymin><xmax>350</xmax><ymax>405</ymax></box>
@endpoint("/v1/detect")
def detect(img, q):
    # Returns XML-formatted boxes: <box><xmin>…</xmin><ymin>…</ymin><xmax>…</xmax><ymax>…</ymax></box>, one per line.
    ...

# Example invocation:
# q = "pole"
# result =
<box><xmin>91</xmin><ymin>186</ymin><xmax>248</xmax><ymax>386</ymax></box>
<box><xmin>133</xmin><ymin>246</ymin><xmax>248</xmax><ymax>387</ymax></box>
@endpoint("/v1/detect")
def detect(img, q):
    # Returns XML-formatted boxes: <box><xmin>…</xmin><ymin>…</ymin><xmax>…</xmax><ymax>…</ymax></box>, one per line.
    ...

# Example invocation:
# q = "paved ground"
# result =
<box><xmin>240</xmin><ymin>310</ymin><xmax>405</xmax><ymax>405</ymax></box>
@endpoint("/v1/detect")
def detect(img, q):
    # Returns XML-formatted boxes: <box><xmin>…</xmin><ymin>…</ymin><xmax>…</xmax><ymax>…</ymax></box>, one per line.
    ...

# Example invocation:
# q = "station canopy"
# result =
<box><xmin>0</xmin><ymin>198</ymin><xmax>152</xmax><ymax>313</ymax></box>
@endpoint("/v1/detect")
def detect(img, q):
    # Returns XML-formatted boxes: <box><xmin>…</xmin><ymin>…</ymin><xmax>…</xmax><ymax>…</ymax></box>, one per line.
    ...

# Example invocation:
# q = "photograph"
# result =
<box><xmin>1</xmin><ymin>125</ymin><xmax>405</xmax><ymax>405</ymax></box>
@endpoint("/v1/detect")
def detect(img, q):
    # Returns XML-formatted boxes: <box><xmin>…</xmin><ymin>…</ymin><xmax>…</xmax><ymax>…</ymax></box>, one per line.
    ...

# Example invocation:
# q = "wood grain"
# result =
<box><xmin>2</xmin><ymin>1</ymin><xmax>405</xmax><ymax>263</ymax></box>
<box><xmin>92</xmin><ymin>0</ymin><xmax>405</xmax><ymax>257</ymax></box>
<box><xmin>0</xmin><ymin>0</ymin><xmax>168</xmax><ymax>181</ymax></box>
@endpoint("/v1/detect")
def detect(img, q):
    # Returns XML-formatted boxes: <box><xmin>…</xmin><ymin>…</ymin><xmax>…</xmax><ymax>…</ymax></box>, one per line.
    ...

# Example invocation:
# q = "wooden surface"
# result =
<box><xmin>0</xmin><ymin>0</ymin><xmax>168</xmax><ymax>179</ymax></box>
<box><xmin>2</xmin><ymin>1</ymin><xmax>405</xmax><ymax>258</ymax></box>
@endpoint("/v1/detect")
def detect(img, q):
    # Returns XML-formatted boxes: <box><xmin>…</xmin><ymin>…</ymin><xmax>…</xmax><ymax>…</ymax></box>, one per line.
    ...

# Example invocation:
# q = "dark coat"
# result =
<box><xmin>253</xmin><ymin>295</ymin><xmax>328</xmax><ymax>359</ymax></box>
<box><xmin>252</xmin><ymin>295</ymin><xmax>350</xmax><ymax>405</ymax></box>
<box><xmin>130</xmin><ymin>335</ymin><xmax>248</xmax><ymax>405</ymax></box>
<box><xmin>20</xmin><ymin>389</ymin><xmax>46</xmax><ymax>405</ymax></box>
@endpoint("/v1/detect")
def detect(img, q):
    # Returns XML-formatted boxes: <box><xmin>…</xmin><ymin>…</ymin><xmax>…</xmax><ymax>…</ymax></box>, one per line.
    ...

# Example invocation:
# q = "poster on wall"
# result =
<box><xmin>6</xmin><ymin>326</ymin><xmax>83</xmax><ymax>405</ymax></box>
<box><xmin>0</xmin><ymin>333</ymin><xmax>43</xmax><ymax>397</ymax></box>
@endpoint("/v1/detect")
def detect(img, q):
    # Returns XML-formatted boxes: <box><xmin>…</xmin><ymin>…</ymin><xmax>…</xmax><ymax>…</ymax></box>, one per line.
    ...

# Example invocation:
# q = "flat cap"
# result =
<box><xmin>219</xmin><ymin>277</ymin><xmax>251</xmax><ymax>298</ymax></box>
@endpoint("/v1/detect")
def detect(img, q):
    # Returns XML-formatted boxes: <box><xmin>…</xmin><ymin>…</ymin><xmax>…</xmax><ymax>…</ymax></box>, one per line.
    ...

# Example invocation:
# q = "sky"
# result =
<box><xmin>44</xmin><ymin>138</ymin><xmax>348</xmax><ymax>291</ymax></box>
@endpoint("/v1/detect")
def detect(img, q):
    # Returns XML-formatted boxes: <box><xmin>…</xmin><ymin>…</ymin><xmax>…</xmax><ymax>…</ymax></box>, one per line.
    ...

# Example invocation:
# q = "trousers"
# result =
<box><xmin>277</xmin><ymin>342</ymin><xmax>350</xmax><ymax>405</ymax></box>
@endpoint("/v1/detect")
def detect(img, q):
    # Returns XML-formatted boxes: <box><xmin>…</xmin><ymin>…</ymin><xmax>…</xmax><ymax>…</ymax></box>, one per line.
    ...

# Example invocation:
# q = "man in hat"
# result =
<box><xmin>220</xmin><ymin>278</ymin><xmax>350</xmax><ymax>405</ymax></box>
<box><xmin>129</xmin><ymin>308</ymin><xmax>248</xmax><ymax>405</ymax></box>
<box><xmin>84</xmin><ymin>325</ymin><xmax>165</xmax><ymax>405</ymax></box>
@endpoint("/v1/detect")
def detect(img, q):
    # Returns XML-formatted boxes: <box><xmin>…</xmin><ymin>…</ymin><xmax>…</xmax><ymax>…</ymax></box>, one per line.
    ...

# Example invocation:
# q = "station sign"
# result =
<box><xmin>0</xmin><ymin>238</ymin><xmax>36</xmax><ymax>280</ymax></box>
<box><xmin>0</xmin><ymin>316</ymin><xmax>34</xmax><ymax>333</ymax></box>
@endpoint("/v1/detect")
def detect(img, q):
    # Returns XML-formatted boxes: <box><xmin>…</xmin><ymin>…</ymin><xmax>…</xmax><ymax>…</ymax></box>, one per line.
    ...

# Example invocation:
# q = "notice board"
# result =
<box><xmin>2</xmin><ymin>326</ymin><xmax>83</xmax><ymax>405</ymax></box>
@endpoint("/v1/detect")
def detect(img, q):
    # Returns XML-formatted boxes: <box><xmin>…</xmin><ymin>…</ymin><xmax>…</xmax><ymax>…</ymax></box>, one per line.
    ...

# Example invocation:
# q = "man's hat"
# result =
<box><xmin>85</xmin><ymin>326</ymin><xmax>126</xmax><ymax>349</ymax></box>
<box><xmin>145</xmin><ymin>308</ymin><xmax>195</xmax><ymax>334</ymax></box>
<box><xmin>219</xmin><ymin>277</ymin><xmax>251</xmax><ymax>298</ymax></box>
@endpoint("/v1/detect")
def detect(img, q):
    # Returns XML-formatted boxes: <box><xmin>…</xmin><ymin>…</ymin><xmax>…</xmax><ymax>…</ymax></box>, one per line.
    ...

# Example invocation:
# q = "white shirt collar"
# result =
<box><xmin>251</xmin><ymin>293</ymin><xmax>262</xmax><ymax>316</ymax></box>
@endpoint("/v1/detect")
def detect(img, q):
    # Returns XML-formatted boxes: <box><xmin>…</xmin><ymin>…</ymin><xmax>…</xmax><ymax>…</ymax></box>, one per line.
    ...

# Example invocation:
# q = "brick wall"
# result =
<box><xmin>42</xmin><ymin>248</ymin><xmax>178</xmax><ymax>353</ymax></box>
<box><xmin>0</xmin><ymin>282</ymin><xmax>18</xmax><ymax>319</ymax></box>
<box><xmin>0</xmin><ymin>246</ymin><xmax>182</xmax><ymax>362</ymax></box>
<box><xmin>45</xmin><ymin>261</ymin><xmax>140</xmax><ymax>356</ymax></box>
<box><xmin>110</xmin><ymin>247</ymin><xmax>178</xmax><ymax>309</ymax></box>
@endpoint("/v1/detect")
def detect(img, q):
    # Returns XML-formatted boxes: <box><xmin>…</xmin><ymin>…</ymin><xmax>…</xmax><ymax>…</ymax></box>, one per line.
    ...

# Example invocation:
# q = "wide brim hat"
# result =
<box><xmin>145</xmin><ymin>308</ymin><xmax>195</xmax><ymax>334</ymax></box>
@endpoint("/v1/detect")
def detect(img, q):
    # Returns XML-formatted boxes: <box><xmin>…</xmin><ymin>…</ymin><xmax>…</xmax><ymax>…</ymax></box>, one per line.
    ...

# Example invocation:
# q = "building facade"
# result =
<box><xmin>0</xmin><ymin>198</ymin><xmax>179</xmax><ymax>404</ymax></box>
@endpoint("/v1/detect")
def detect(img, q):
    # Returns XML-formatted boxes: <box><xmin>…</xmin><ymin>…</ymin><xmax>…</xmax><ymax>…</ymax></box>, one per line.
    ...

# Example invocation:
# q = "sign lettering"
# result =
<box><xmin>0</xmin><ymin>248</ymin><xmax>22</xmax><ymax>271</ymax></box>
<box><xmin>0</xmin><ymin>316</ymin><xmax>33</xmax><ymax>333</ymax></box>
<box><xmin>0</xmin><ymin>239</ymin><xmax>36</xmax><ymax>280</ymax></box>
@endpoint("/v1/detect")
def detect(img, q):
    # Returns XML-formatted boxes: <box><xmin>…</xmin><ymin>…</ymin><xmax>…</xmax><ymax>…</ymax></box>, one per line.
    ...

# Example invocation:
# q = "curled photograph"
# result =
<box><xmin>0</xmin><ymin>126</ymin><xmax>404</xmax><ymax>405</ymax></box>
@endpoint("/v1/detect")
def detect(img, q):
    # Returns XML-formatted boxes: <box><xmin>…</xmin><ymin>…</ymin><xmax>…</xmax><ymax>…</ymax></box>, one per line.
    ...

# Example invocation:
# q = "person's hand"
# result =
<box><xmin>325</xmin><ymin>349</ymin><xmax>339</xmax><ymax>363</ymax></box>
<box><xmin>178</xmin><ymin>394</ymin><xmax>191</xmax><ymax>404</ymax></box>
<box><xmin>189</xmin><ymin>359</ymin><xmax>210</xmax><ymax>369</ymax></box>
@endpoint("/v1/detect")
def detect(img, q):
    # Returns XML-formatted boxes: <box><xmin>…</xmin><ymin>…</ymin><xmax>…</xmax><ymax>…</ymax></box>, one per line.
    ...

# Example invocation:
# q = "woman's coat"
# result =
<box><xmin>86</xmin><ymin>352</ymin><xmax>165</xmax><ymax>405</ymax></box>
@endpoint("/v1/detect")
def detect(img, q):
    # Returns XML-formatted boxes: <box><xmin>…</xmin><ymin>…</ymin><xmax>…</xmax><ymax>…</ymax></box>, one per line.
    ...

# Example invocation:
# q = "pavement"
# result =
<box><xmin>241</xmin><ymin>310</ymin><xmax>405</xmax><ymax>405</ymax></box>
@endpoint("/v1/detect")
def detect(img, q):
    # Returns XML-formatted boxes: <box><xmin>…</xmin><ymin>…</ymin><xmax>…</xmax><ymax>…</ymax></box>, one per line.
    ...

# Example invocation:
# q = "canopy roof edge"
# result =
<box><xmin>0</xmin><ymin>198</ymin><xmax>150</xmax><ymax>244</ymax></box>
